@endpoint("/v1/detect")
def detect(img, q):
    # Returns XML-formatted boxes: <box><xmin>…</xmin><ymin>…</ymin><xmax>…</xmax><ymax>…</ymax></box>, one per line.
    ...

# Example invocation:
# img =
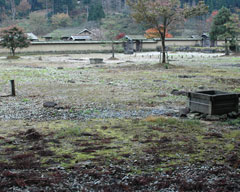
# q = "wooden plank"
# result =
<box><xmin>189</xmin><ymin>103</ymin><xmax>210</xmax><ymax>114</ymax></box>
<box><xmin>191</xmin><ymin>97</ymin><xmax>211</xmax><ymax>104</ymax></box>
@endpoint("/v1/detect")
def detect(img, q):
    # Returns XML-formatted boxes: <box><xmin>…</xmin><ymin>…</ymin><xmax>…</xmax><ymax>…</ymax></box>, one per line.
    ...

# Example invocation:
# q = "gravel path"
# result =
<box><xmin>0</xmin><ymin>98</ymin><xmax>177</xmax><ymax>120</ymax></box>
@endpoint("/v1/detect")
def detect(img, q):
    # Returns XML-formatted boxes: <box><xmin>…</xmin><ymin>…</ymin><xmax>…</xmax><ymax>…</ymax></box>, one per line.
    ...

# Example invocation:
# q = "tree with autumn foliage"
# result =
<box><xmin>16</xmin><ymin>0</ymin><xmax>31</xmax><ymax>17</ymax></box>
<box><xmin>51</xmin><ymin>13</ymin><xmax>72</xmax><ymax>28</ymax></box>
<box><xmin>127</xmin><ymin>0</ymin><xmax>208</xmax><ymax>63</ymax></box>
<box><xmin>145</xmin><ymin>27</ymin><xmax>173</xmax><ymax>39</ymax></box>
<box><xmin>0</xmin><ymin>26</ymin><xmax>30</xmax><ymax>57</ymax></box>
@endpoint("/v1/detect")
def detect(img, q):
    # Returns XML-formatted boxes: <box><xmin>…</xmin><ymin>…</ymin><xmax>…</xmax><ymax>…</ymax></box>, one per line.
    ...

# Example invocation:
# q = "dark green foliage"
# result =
<box><xmin>210</xmin><ymin>7</ymin><xmax>231</xmax><ymax>41</ymax></box>
<box><xmin>181</xmin><ymin>0</ymin><xmax>240</xmax><ymax>12</ymax></box>
<box><xmin>29</xmin><ymin>0</ymin><xmax>43</xmax><ymax>11</ymax></box>
<box><xmin>88</xmin><ymin>2</ymin><xmax>105</xmax><ymax>21</ymax></box>
<box><xmin>102</xmin><ymin>13</ymin><xmax>145</xmax><ymax>35</ymax></box>
<box><xmin>52</xmin><ymin>0</ymin><xmax>77</xmax><ymax>14</ymax></box>
<box><xmin>0</xmin><ymin>0</ymin><xmax>5</xmax><ymax>7</ymax></box>
<box><xmin>83</xmin><ymin>0</ymin><xmax>91</xmax><ymax>5</ymax></box>
<box><xmin>0</xmin><ymin>26</ymin><xmax>30</xmax><ymax>56</ymax></box>
<box><xmin>210</xmin><ymin>7</ymin><xmax>240</xmax><ymax>54</ymax></box>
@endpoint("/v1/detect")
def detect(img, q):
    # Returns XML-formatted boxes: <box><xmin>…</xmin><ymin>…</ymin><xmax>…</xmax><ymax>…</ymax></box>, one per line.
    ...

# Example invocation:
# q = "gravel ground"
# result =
<box><xmin>1</xmin><ymin>51</ymin><xmax>233</xmax><ymax>121</ymax></box>
<box><xmin>1</xmin><ymin>164</ymin><xmax>240</xmax><ymax>192</ymax></box>
<box><xmin>0</xmin><ymin>96</ymin><xmax>177</xmax><ymax>120</ymax></box>
<box><xmin>0</xmin><ymin>105</ymin><xmax>177</xmax><ymax>120</ymax></box>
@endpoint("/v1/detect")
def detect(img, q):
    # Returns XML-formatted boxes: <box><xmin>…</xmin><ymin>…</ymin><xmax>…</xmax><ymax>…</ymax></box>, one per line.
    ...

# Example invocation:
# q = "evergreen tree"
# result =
<box><xmin>29</xmin><ymin>0</ymin><xmax>43</xmax><ymax>11</ymax></box>
<box><xmin>210</xmin><ymin>7</ymin><xmax>240</xmax><ymax>55</ymax></box>
<box><xmin>88</xmin><ymin>2</ymin><xmax>105</xmax><ymax>21</ymax></box>
<box><xmin>52</xmin><ymin>0</ymin><xmax>77</xmax><ymax>14</ymax></box>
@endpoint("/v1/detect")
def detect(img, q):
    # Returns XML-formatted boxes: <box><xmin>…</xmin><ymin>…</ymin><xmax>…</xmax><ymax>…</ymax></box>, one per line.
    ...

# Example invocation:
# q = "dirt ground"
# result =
<box><xmin>0</xmin><ymin>51</ymin><xmax>240</xmax><ymax>191</ymax></box>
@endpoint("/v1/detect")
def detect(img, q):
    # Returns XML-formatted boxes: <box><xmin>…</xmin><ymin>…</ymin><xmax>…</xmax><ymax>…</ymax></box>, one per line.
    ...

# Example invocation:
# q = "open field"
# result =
<box><xmin>0</xmin><ymin>52</ymin><xmax>240</xmax><ymax>191</ymax></box>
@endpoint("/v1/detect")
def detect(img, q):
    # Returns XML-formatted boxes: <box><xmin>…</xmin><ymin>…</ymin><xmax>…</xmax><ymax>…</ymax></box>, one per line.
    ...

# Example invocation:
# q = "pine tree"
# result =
<box><xmin>210</xmin><ymin>7</ymin><xmax>240</xmax><ymax>55</ymax></box>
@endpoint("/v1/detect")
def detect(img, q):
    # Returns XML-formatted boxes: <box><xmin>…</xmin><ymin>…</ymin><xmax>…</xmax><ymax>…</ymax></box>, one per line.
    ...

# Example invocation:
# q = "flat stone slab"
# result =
<box><xmin>43</xmin><ymin>102</ymin><xmax>57</xmax><ymax>108</ymax></box>
<box><xmin>89</xmin><ymin>58</ymin><xmax>103</xmax><ymax>64</ymax></box>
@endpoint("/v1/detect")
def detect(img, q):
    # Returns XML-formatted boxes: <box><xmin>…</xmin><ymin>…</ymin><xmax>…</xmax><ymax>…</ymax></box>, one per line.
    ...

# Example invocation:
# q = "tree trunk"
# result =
<box><xmin>10</xmin><ymin>0</ymin><xmax>16</xmax><ymax>21</ymax></box>
<box><xmin>112</xmin><ymin>42</ymin><xmax>115</xmax><ymax>58</ymax></box>
<box><xmin>11</xmin><ymin>47</ymin><xmax>15</xmax><ymax>56</ymax></box>
<box><xmin>225</xmin><ymin>39</ymin><xmax>229</xmax><ymax>55</ymax></box>
<box><xmin>161</xmin><ymin>19</ymin><xmax>167</xmax><ymax>64</ymax></box>
<box><xmin>161</xmin><ymin>36</ymin><xmax>166</xmax><ymax>63</ymax></box>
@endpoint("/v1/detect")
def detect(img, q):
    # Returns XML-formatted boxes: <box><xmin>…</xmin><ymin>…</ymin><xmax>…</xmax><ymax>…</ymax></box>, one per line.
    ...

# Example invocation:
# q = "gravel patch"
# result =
<box><xmin>0</xmin><ymin>100</ymin><xmax>177</xmax><ymax>120</ymax></box>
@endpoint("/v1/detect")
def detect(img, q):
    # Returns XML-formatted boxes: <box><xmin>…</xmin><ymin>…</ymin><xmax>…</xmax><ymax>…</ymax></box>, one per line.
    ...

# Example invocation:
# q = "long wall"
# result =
<box><xmin>0</xmin><ymin>39</ymin><xmax>237</xmax><ymax>54</ymax></box>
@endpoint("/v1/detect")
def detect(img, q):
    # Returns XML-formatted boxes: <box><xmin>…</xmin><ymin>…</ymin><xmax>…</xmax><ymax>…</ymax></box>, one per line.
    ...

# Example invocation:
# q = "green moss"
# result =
<box><xmin>225</xmin><ymin>143</ymin><xmax>235</xmax><ymax>151</ymax></box>
<box><xmin>224</xmin><ymin>130</ymin><xmax>240</xmax><ymax>139</ymax></box>
<box><xmin>0</xmin><ymin>116</ymin><xmax>239</xmax><ymax>173</ymax></box>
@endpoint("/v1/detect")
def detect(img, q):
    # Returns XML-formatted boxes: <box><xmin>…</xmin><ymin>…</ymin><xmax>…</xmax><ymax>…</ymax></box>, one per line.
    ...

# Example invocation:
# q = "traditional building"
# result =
<box><xmin>123</xmin><ymin>35</ymin><xmax>146</xmax><ymax>53</ymax></box>
<box><xmin>43</xmin><ymin>28</ymin><xmax>96</xmax><ymax>41</ymax></box>
<box><xmin>26</xmin><ymin>33</ymin><xmax>39</xmax><ymax>41</ymax></box>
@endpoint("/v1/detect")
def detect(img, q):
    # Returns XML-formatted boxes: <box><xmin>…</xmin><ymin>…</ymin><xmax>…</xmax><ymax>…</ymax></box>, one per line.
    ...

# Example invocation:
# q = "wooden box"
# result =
<box><xmin>188</xmin><ymin>90</ymin><xmax>239</xmax><ymax>115</ymax></box>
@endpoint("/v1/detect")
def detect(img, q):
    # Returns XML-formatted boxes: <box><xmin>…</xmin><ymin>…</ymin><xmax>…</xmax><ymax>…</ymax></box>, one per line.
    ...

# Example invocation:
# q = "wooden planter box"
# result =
<box><xmin>188</xmin><ymin>90</ymin><xmax>239</xmax><ymax>115</ymax></box>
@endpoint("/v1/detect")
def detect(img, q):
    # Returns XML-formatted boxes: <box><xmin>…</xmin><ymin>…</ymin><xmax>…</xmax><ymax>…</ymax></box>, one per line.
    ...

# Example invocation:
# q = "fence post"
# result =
<box><xmin>10</xmin><ymin>80</ymin><xmax>16</xmax><ymax>96</ymax></box>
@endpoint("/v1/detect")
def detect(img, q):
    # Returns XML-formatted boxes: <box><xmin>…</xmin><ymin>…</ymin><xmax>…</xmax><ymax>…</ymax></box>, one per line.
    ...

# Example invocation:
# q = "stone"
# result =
<box><xmin>206</xmin><ymin>132</ymin><xmax>223</xmax><ymax>138</ymax></box>
<box><xmin>67</xmin><ymin>80</ymin><xmax>75</xmax><ymax>83</ymax></box>
<box><xmin>220</xmin><ymin>114</ymin><xmax>228</xmax><ymax>120</ymax></box>
<box><xmin>178</xmin><ymin>75</ymin><xmax>196</xmax><ymax>78</ymax></box>
<box><xmin>43</xmin><ymin>101</ymin><xmax>57</xmax><ymax>108</ymax></box>
<box><xmin>25</xmin><ymin>128</ymin><xmax>41</xmax><ymax>140</ymax></box>
<box><xmin>228</xmin><ymin>111</ymin><xmax>238</xmax><ymax>118</ymax></box>
<box><xmin>171</xmin><ymin>89</ymin><xmax>187</xmax><ymax>96</ymax></box>
<box><xmin>199</xmin><ymin>113</ymin><xmax>207</xmax><ymax>119</ymax></box>
<box><xmin>206</xmin><ymin>115</ymin><xmax>221</xmax><ymax>121</ymax></box>
<box><xmin>179</xmin><ymin>107</ymin><xmax>190</xmax><ymax>117</ymax></box>
<box><xmin>187</xmin><ymin>113</ymin><xmax>201</xmax><ymax>119</ymax></box>
<box><xmin>57</xmin><ymin>67</ymin><xmax>64</xmax><ymax>70</ymax></box>
<box><xmin>198</xmin><ymin>86</ymin><xmax>205</xmax><ymax>90</ymax></box>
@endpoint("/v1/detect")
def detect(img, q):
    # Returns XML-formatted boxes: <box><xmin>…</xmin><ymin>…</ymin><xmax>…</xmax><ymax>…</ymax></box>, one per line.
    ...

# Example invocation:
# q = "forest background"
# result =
<box><xmin>0</xmin><ymin>0</ymin><xmax>239</xmax><ymax>39</ymax></box>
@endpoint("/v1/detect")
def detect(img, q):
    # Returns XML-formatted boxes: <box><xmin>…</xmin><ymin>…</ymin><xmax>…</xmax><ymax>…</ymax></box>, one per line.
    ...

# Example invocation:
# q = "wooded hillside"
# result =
<box><xmin>0</xmin><ymin>0</ymin><xmax>239</xmax><ymax>21</ymax></box>
<box><xmin>0</xmin><ymin>0</ymin><xmax>239</xmax><ymax>38</ymax></box>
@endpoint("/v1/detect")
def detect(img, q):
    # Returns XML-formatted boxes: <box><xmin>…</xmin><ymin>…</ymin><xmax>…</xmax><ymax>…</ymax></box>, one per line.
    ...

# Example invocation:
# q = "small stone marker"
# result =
<box><xmin>43</xmin><ymin>101</ymin><xmax>57</xmax><ymax>108</ymax></box>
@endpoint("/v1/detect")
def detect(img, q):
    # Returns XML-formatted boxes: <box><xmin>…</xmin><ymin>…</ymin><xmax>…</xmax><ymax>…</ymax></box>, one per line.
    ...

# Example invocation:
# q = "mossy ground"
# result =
<box><xmin>0</xmin><ymin>116</ymin><xmax>239</xmax><ymax>173</ymax></box>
